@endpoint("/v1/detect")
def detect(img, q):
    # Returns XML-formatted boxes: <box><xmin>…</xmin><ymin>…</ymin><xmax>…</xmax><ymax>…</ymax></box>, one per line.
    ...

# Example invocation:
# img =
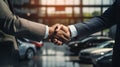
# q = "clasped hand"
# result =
<box><xmin>48</xmin><ymin>24</ymin><xmax>71</xmax><ymax>45</ymax></box>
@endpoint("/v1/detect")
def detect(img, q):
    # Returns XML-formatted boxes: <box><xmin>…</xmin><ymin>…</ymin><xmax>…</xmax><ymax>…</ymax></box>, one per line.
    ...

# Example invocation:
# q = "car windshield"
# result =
<box><xmin>18</xmin><ymin>38</ymin><xmax>29</xmax><ymax>42</ymax></box>
<box><xmin>80</xmin><ymin>37</ymin><xmax>92</xmax><ymax>43</ymax></box>
<box><xmin>80</xmin><ymin>36</ymin><xmax>110</xmax><ymax>43</ymax></box>
<box><xmin>95</xmin><ymin>41</ymin><xmax>114</xmax><ymax>48</ymax></box>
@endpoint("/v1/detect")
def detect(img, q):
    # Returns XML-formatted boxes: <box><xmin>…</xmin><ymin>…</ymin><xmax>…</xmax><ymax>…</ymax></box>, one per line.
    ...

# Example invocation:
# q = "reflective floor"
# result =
<box><xmin>18</xmin><ymin>42</ymin><xmax>93</xmax><ymax>67</ymax></box>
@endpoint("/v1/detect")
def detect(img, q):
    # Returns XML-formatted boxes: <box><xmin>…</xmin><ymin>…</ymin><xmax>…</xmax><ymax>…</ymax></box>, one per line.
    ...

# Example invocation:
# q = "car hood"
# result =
<box><xmin>68</xmin><ymin>41</ymin><xmax>81</xmax><ymax>45</ymax></box>
<box><xmin>80</xmin><ymin>48</ymin><xmax>112</xmax><ymax>54</ymax></box>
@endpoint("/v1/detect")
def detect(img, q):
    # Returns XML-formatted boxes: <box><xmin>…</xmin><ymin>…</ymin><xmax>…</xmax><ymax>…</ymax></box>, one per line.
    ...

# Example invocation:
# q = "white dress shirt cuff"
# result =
<box><xmin>44</xmin><ymin>26</ymin><xmax>49</xmax><ymax>39</ymax></box>
<box><xmin>68</xmin><ymin>25</ymin><xmax>78</xmax><ymax>38</ymax></box>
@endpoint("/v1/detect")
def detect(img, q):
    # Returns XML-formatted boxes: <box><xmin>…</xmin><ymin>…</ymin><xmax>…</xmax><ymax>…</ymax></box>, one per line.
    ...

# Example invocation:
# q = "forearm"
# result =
<box><xmin>70</xmin><ymin>1</ymin><xmax>117</xmax><ymax>38</ymax></box>
<box><xmin>14</xmin><ymin>17</ymin><xmax>47</xmax><ymax>41</ymax></box>
<box><xmin>74</xmin><ymin>17</ymin><xmax>114</xmax><ymax>38</ymax></box>
<box><xmin>0</xmin><ymin>16</ymin><xmax>47</xmax><ymax>41</ymax></box>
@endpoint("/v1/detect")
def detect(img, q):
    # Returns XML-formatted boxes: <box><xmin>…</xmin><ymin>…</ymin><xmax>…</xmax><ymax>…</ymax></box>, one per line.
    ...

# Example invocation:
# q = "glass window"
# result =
<box><xmin>41</xmin><ymin>0</ymin><xmax>80</xmax><ymax>5</ymax></box>
<box><xmin>56</xmin><ymin>0</ymin><xmax>65</xmax><ymax>5</ymax></box>
<box><xmin>83</xmin><ymin>0</ymin><xmax>102</xmax><ymax>5</ymax></box>
<box><xmin>83</xmin><ymin>19</ymin><xmax>89</xmax><ymax>22</ymax></box>
<box><xmin>83</xmin><ymin>0</ymin><xmax>89</xmax><ymax>5</ymax></box>
<box><xmin>65</xmin><ymin>7</ymin><xmax>72</xmax><ymax>14</ymax></box>
<box><xmin>70</xmin><ymin>19</ymin><xmax>75</xmax><ymax>24</ymax></box>
<box><xmin>65</xmin><ymin>0</ymin><xmax>74</xmax><ymax>5</ymax></box>
<box><xmin>39</xmin><ymin>7</ymin><xmax>46</xmax><ymax>16</ymax></box>
<box><xmin>95</xmin><ymin>0</ymin><xmax>102</xmax><ymax>5</ymax></box>
<box><xmin>74</xmin><ymin>0</ymin><xmax>80</xmax><ymax>5</ymax></box>
<box><xmin>47</xmin><ymin>0</ymin><xmax>55</xmax><ymax>5</ymax></box>
<box><xmin>41</xmin><ymin>0</ymin><xmax>47</xmax><ymax>5</ymax></box>
<box><xmin>47</xmin><ymin>7</ymin><xmax>55</xmax><ymax>14</ymax></box>
<box><xmin>83</xmin><ymin>7</ymin><xmax>101</xmax><ymax>17</ymax></box>
<box><xmin>30</xmin><ymin>8</ymin><xmax>38</xmax><ymax>14</ymax></box>
<box><xmin>74</xmin><ymin>7</ymin><xmax>80</xmax><ymax>14</ymax></box>
<box><xmin>103</xmin><ymin>0</ymin><xmax>113</xmax><ymax>5</ymax></box>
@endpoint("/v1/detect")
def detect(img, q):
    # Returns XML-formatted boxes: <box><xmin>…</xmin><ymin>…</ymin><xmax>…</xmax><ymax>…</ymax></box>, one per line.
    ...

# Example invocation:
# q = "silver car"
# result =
<box><xmin>79</xmin><ymin>40</ymin><xmax>114</xmax><ymax>63</ymax></box>
<box><xmin>17</xmin><ymin>39</ymin><xmax>37</xmax><ymax>60</ymax></box>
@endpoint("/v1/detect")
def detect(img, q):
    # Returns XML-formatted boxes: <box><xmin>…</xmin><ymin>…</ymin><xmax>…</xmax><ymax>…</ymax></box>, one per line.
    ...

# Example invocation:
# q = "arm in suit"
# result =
<box><xmin>0</xmin><ymin>0</ymin><xmax>47</xmax><ymax>41</ymax></box>
<box><xmin>73</xmin><ymin>1</ymin><xmax>117</xmax><ymax>38</ymax></box>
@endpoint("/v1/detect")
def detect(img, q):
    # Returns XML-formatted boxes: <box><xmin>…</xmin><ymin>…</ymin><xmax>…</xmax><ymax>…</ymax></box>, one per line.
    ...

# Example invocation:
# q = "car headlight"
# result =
<box><xmin>75</xmin><ymin>44</ymin><xmax>78</xmax><ymax>46</ymax></box>
<box><xmin>100</xmin><ymin>52</ymin><xmax>105</xmax><ymax>55</ymax></box>
<box><xmin>93</xmin><ymin>52</ymin><xmax>105</xmax><ymax>56</ymax></box>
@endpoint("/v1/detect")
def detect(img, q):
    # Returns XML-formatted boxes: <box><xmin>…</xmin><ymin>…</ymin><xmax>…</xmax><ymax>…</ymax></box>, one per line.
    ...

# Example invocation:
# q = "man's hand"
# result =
<box><xmin>48</xmin><ymin>24</ymin><xmax>63</xmax><ymax>42</ymax></box>
<box><xmin>48</xmin><ymin>24</ymin><xmax>71</xmax><ymax>45</ymax></box>
<box><xmin>56</xmin><ymin>25</ymin><xmax>71</xmax><ymax>41</ymax></box>
<box><xmin>49</xmin><ymin>24</ymin><xmax>60</xmax><ymax>37</ymax></box>
<box><xmin>50</xmin><ymin>24</ymin><xmax>71</xmax><ymax>45</ymax></box>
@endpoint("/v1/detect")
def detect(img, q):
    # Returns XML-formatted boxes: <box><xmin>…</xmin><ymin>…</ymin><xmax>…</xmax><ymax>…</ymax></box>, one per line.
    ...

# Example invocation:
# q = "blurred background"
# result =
<box><xmin>12</xmin><ymin>0</ymin><xmax>115</xmax><ymax>67</ymax></box>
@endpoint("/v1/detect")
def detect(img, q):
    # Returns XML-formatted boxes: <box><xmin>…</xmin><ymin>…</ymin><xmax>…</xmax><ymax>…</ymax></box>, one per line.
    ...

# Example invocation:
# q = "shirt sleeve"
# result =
<box><xmin>68</xmin><ymin>25</ymin><xmax>78</xmax><ymax>38</ymax></box>
<box><xmin>44</xmin><ymin>26</ymin><xmax>49</xmax><ymax>39</ymax></box>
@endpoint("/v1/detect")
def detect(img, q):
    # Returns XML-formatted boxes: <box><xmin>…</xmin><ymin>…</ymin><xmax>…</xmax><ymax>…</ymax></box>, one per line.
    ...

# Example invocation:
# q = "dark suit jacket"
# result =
<box><xmin>74</xmin><ymin>0</ymin><xmax>120</xmax><ymax>67</ymax></box>
<box><xmin>0</xmin><ymin>0</ymin><xmax>47</xmax><ymax>65</ymax></box>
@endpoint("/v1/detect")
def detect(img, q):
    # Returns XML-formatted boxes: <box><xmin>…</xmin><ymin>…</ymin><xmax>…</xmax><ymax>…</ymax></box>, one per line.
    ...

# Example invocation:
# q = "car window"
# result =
<box><xmin>18</xmin><ymin>38</ymin><xmax>29</xmax><ymax>42</ymax></box>
<box><xmin>95</xmin><ymin>41</ymin><xmax>108</xmax><ymax>47</ymax></box>
<box><xmin>96</xmin><ymin>41</ymin><xmax>114</xmax><ymax>48</ymax></box>
<box><xmin>85</xmin><ymin>39</ymin><xmax>107</xmax><ymax>46</ymax></box>
<box><xmin>104</xmin><ymin>43</ymin><xmax>114</xmax><ymax>48</ymax></box>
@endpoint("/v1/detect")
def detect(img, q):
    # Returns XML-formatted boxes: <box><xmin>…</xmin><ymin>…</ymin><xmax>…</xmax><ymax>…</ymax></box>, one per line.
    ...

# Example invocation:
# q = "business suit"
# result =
<box><xmin>73</xmin><ymin>0</ymin><xmax>119</xmax><ymax>67</ymax></box>
<box><xmin>0</xmin><ymin>0</ymin><xmax>47</xmax><ymax>66</ymax></box>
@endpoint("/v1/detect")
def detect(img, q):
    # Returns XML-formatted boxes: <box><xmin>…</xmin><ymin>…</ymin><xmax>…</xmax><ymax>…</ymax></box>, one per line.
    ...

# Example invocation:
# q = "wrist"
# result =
<box><xmin>49</xmin><ymin>27</ymin><xmax>54</xmax><ymax>37</ymax></box>
<box><xmin>44</xmin><ymin>26</ymin><xmax>49</xmax><ymax>39</ymax></box>
<box><xmin>68</xmin><ymin>25</ymin><xmax>78</xmax><ymax>38</ymax></box>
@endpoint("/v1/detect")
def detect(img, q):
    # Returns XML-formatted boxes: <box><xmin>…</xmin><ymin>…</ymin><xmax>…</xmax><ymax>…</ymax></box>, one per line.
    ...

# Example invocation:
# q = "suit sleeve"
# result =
<box><xmin>0</xmin><ymin>0</ymin><xmax>47</xmax><ymax>41</ymax></box>
<box><xmin>74</xmin><ymin>1</ymin><xmax>117</xmax><ymax>38</ymax></box>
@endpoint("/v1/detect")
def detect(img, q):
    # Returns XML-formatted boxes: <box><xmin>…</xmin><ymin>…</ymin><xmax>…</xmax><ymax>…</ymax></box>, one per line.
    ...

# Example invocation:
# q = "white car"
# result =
<box><xmin>17</xmin><ymin>39</ymin><xmax>37</xmax><ymax>60</ymax></box>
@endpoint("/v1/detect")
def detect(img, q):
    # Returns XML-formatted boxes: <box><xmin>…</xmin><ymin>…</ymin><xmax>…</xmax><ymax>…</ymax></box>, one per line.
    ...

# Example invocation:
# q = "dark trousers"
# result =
<box><xmin>0</xmin><ymin>42</ymin><xmax>19</xmax><ymax>66</ymax></box>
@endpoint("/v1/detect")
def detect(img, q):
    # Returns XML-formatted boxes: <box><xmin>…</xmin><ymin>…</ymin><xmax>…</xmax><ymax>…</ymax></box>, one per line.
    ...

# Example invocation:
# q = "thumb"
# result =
<box><xmin>55</xmin><ymin>25</ymin><xmax>63</xmax><ymax>32</ymax></box>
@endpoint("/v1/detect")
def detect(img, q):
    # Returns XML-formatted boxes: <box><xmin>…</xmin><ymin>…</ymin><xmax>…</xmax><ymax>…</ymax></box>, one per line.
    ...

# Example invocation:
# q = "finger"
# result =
<box><xmin>55</xmin><ymin>25</ymin><xmax>63</xmax><ymax>32</ymax></box>
<box><xmin>60</xmin><ymin>35</ymin><xmax>70</xmax><ymax>42</ymax></box>
<box><xmin>58</xmin><ymin>31</ymin><xmax>71</xmax><ymax>41</ymax></box>
<box><xmin>54</xmin><ymin>34</ymin><xmax>69</xmax><ymax>42</ymax></box>
<box><xmin>57</xmin><ymin>41</ymin><xmax>63</xmax><ymax>45</ymax></box>
<box><xmin>52</xmin><ymin>37</ymin><xmax>64</xmax><ymax>45</ymax></box>
<box><xmin>54</xmin><ymin>32</ymin><xmax>70</xmax><ymax>42</ymax></box>
<box><xmin>61</xmin><ymin>26</ymin><xmax>69</xmax><ymax>33</ymax></box>
<box><xmin>48</xmin><ymin>39</ymin><xmax>52</xmax><ymax>42</ymax></box>
<box><xmin>62</xmin><ymin>31</ymin><xmax>70</xmax><ymax>40</ymax></box>
<box><xmin>50</xmin><ymin>37</ymin><xmax>55</xmax><ymax>42</ymax></box>
<box><xmin>53</xmin><ymin>39</ymin><xmax>58</xmax><ymax>44</ymax></box>
<box><xmin>55</xmin><ymin>40</ymin><xmax>63</xmax><ymax>45</ymax></box>
<box><xmin>62</xmin><ymin>27</ymin><xmax>71</xmax><ymax>40</ymax></box>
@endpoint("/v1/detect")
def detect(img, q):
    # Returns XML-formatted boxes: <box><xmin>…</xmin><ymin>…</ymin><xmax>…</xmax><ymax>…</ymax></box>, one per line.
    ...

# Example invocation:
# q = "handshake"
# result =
<box><xmin>48</xmin><ymin>24</ymin><xmax>71</xmax><ymax>45</ymax></box>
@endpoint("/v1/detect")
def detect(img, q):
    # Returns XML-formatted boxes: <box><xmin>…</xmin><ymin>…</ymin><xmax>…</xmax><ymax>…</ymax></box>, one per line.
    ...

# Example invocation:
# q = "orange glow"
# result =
<box><xmin>55</xmin><ymin>6</ymin><xmax>65</xmax><ymax>11</ymax></box>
